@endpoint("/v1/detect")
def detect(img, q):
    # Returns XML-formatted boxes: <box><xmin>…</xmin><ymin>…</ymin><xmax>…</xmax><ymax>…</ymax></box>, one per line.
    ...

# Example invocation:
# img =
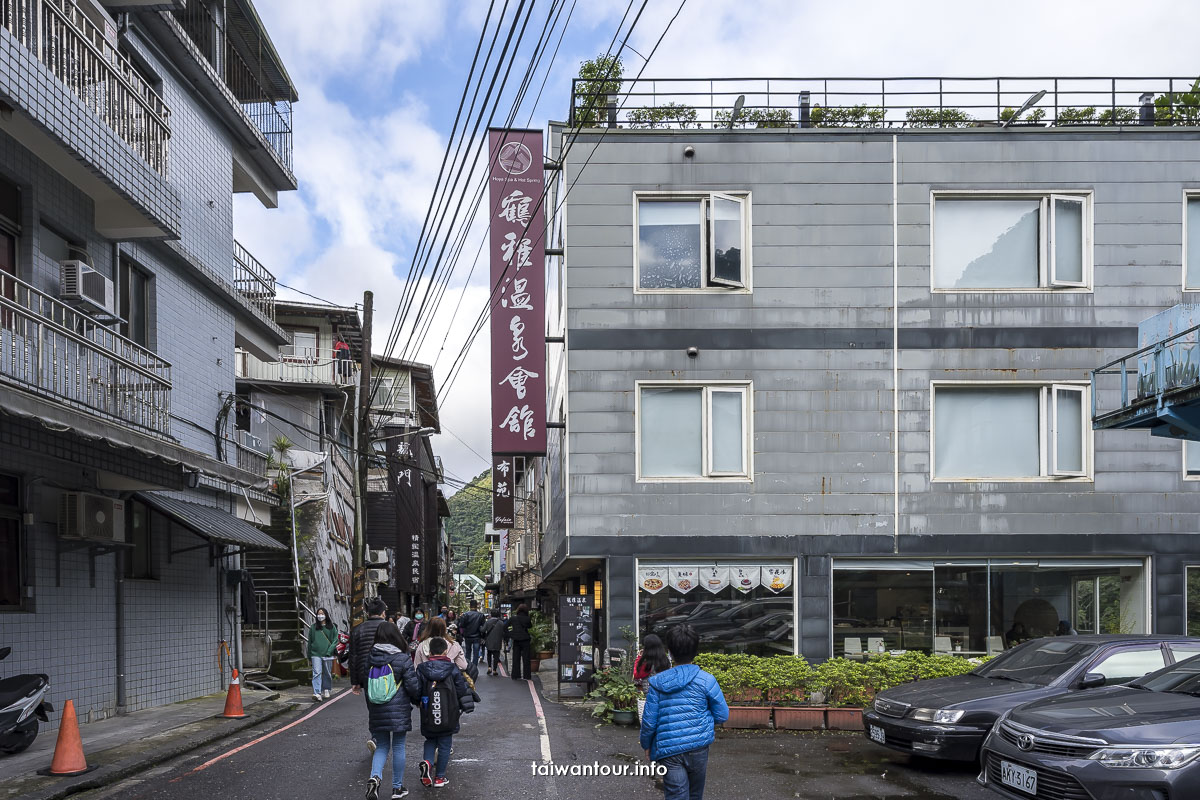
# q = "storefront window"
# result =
<box><xmin>832</xmin><ymin>559</ymin><xmax>1147</xmax><ymax>657</ymax></box>
<box><xmin>1188</xmin><ymin>567</ymin><xmax>1200</xmax><ymax>637</ymax></box>
<box><xmin>637</xmin><ymin>562</ymin><xmax>794</xmax><ymax>656</ymax></box>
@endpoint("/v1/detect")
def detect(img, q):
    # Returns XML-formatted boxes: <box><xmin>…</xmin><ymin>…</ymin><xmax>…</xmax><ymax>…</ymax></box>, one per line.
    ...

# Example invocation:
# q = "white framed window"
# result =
<box><xmin>636</xmin><ymin>382</ymin><xmax>752</xmax><ymax>480</ymax></box>
<box><xmin>1184</xmin><ymin>441</ymin><xmax>1200</xmax><ymax>480</ymax></box>
<box><xmin>1184</xmin><ymin>194</ymin><xmax>1200</xmax><ymax>291</ymax></box>
<box><xmin>931</xmin><ymin>192</ymin><xmax>1091</xmax><ymax>291</ymax></box>
<box><xmin>931</xmin><ymin>382</ymin><xmax>1091</xmax><ymax>481</ymax></box>
<box><xmin>634</xmin><ymin>192</ymin><xmax>751</xmax><ymax>292</ymax></box>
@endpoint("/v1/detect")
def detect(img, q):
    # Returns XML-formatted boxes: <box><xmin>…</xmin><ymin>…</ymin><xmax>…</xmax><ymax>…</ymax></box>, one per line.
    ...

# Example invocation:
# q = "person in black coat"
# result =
<box><xmin>364</xmin><ymin>622</ymin><xmax>421</xmax><ymax>800</ymax></box>
<box><xmin>458</xmin><ymin>600</ymin><xmax>487</xmax><ymax>670</ymax></box>
<box><xmin>482</xmin><ymin>609</ymin><xmax>505</xmax><ymax>676</ymax></box>
<box><xmin>505</xmin><ymin>604</ymin><xmax>533</xmax><ymax>681</ymax></box>
<box><xmin>415</xmin><ymin>637</ymin><xmax>474</xmax><ymax>788</ymax></box>
<box><xmin>351</xmin><ymin>597</ymin><xmax>390</xmax><ymax>691</ymax></box>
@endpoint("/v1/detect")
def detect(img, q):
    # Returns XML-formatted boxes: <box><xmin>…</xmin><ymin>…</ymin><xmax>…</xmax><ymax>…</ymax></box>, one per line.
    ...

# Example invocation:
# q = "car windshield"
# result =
<box><xmin>1133</xmin><ymin>654</ymin><xmax>1200</xmax><ymax>695</ymax></box>
<box><xmin>973</xmin><ymin>640</ymin><xmax>1098</xmax><ymax>686</ymax></box>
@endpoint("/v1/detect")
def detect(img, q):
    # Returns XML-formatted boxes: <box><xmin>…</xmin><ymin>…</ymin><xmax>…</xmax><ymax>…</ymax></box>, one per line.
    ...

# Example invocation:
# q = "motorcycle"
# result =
<box><xmin>0</xmin><ymin>646</ymin><xmax>52</xmax><ymax>755</ymax></box>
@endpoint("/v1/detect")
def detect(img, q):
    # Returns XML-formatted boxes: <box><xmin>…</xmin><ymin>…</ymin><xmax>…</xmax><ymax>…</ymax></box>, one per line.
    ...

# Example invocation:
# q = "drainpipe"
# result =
<box><xmin>288</xmin><ymin>463</ymin><xmax>302</xmax><ymax>630</ymax></box>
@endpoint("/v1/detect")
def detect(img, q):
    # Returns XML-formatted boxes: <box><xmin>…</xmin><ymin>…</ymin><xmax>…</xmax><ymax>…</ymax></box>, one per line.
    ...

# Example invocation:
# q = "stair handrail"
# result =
<box><xmin>298</xmin><ymin>599</ymin><xmax>316</xmax><ymax>650</ymax></box>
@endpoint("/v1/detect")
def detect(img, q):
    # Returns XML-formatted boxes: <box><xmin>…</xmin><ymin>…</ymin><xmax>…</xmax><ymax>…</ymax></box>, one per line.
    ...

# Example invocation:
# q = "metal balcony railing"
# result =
<box><xmin>233</xmin><ymin>241</ymin><xmax>276</xmax><ymax>321</ymax></box>
<box><xmin>572</xmin><ymin>77</ymin><xmax>1200</xmax><ymax>130</ymax></box>
<box><xmin>170</xmin><ymin>1</ymin><xmax>293</xmax><ymax>172</ymax></box>
<box><xmin>1092</xmin><ymin>324</ymin><xmax>1200</xmax><ymax>426</ymax></box>
<box><xmin>1</xmin><ymin>0</ymin><xmax>171</xmax><ymax>175</ymax></box>
<box><xmin>234</xmin><ymin>439</ymin><xmax>268</xmax><ymax>476</ymax></box>
<box><xmin>235</xmin><ymin>347</ymin><xmax>358</xmax><ymax>387</ymax></box>
<box><xmin>0</xmin><ymin>271</ymin><xmax>172</xmax><ymax>435</ymax></box>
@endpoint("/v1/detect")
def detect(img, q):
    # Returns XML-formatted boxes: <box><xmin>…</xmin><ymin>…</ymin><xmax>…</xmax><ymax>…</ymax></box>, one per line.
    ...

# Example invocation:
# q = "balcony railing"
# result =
<box><xmin>0</xmin><ymin>271</ymin><xmax>172</xmax><ymax>436</ymax></box>
<box><xmin>236</xmin><ymin>347</ymin><xmax>358</xmax><ymax>387</ymax></box>
<box><xmin>572</xmin><ymin>77</ymin><xmax>1200</xmax><ymax>130</ymax></box>
<box><xmin>2</xmin><ymin>0</ymin><xmax>171</xmax><ymax>175</ymax></box>
<box><xmin>234</xmin><ymin>439</ymin><xmax>268</xmax><ymax>476</ymax></box>
<box><xmin>171</xmin><ymin>1</ymin><xmax>293</xmax><ymax>172</ymax></box>
<box><xmin>1092</xmin><ymin>324</ymin><xmax>1200</xmax><ymax>425</ymax></box>
<box><xmin>233</xmin><ymin>241</ymin><xmax>276</xmax><ymax>321</ymax></box>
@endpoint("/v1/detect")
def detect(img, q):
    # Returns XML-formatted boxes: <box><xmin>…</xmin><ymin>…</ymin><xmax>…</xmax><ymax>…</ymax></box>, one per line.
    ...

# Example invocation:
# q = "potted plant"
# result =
<box><xmin>763</xmin><ymin>656</ymin><xmax>822</xmax><ymax>731</ymax></box>
<box><xmin>530</xmin><ymin>611</ymin><xmax>556</xmax><ymax>660</ymax></box>
<box><xmin>712</xmin><ymin>658</ymin><xmax>772</xmax><ymax>729</ymax></box>
<box><xmin>586</xmin><ymin>668</ymin><xmax>640</xmax><ymax>725</ymax></box>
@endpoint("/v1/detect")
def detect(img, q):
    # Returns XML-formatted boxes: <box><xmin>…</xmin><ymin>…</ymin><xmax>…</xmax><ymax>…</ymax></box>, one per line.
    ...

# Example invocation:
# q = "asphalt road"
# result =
<box><xmin>73</xmin><ymin>669</ymin><xmax>990</xmax><ymax>800</ymax></box>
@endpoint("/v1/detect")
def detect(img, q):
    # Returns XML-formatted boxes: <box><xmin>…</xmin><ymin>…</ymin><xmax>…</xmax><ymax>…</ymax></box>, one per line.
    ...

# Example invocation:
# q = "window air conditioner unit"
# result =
<box><xmin>366</xmin><ymin>548</ymin><xmax>390</xmax><ymax>565</ymax></box>
<box><xmin>365</xmin><ymin>568</ymin><xmax>389</xmax><ymax>584</ymax></box>
<box><xmin>59</xmin><ymin>492</ymin><xmax>125</xmax><ymax>542</ymax></box>
<box><xmin>236</xmin><ymin>429</ymin><xmax>262</xmax><ymax>452</ymax></box>
<box><xmin>60</xmin><ymin>261</ymin><xmax>114</xmax><ymax>317</ymax></box>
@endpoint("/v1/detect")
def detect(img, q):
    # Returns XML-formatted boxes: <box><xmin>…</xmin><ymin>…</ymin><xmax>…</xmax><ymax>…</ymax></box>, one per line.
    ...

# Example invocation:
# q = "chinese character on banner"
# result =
<box><xmin>492</xmin><ymin>454</ymin><xmax>515</xmax><ymax>528</ymax></box>
<box><xmin>489</xmin><ymin>129</ymin><xmax>546</xmax><ymax>456</ymax></box>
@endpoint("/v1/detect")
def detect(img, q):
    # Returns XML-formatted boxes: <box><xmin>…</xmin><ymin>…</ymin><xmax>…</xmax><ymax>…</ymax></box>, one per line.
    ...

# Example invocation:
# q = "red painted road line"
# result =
<box><xmin>172</xmin><ymin>690</ymin><xmax>351</xmax><ymax>780</ymax></box>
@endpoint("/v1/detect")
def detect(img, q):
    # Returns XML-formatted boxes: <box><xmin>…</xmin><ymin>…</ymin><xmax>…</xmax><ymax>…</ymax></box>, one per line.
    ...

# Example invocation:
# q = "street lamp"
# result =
<box><xmin>372</xmin><ymin>426</ymin><xmax>435</xmax><ymax>443</ymax></box>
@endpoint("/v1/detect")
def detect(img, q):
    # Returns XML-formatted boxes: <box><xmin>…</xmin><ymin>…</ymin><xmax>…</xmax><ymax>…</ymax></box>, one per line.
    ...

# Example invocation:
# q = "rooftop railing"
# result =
<box><xmin>235</xmin><ymin>347</ymin><xmax>358</xmax><ymax>387</ymax></box>
<box><xmin>2</xmin><ymin>0</ymin><xmax>171</xmax><ymax>174</ymax></box>
<box><xmin>571</xmin><ymin>77</ymin><xmax>1200</xmax><ymax>130</ymax></box>
<box><xmin>0</xmin><ymin>271</ymin><xmax>172</xmax><ymax>436</ymax></box>
<box><xmin>1092</xmin><ymin>324</ymin><xmax>1200</xmax><ymax>425</ymax></box>
<box><xmin>233</xmin><ymin>240</ymin><xmax>276</xmax><ymax>321</ymax></box>
<box><xmin>171</xmin><ymin>1</ymin><xmax>293</xmax><ymax>172</ymax></box>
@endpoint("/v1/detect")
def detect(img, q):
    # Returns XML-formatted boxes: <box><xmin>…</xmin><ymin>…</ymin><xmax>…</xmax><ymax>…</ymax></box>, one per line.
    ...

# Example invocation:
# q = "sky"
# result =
<box><xmin>233</xmin><ymin>0</ymin><xmax>1200</xmax><ymax>494</ymax></box>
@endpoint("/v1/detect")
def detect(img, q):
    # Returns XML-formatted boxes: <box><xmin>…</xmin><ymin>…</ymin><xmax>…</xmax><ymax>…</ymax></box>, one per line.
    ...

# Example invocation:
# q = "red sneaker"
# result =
<box><xmin>419</xmin><ymin>760</ymin><xmax>432</xmax><ymax>788</ymax></box>
<box><xmin>432</xmin><ymin>777</ymin><xmax>449</xmax><ymax>789</ymax></box>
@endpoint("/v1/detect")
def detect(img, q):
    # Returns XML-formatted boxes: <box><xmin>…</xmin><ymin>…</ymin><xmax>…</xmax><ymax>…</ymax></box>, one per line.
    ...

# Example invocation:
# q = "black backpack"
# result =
<box><xmin>421</xmin><ymin>674</ymin><xmax>461</xmax><ymax>735</ymax></box>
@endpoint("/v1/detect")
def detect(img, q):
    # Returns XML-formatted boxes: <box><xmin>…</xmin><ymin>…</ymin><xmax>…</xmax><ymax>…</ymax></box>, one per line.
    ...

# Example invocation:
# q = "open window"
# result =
<box><xmin>1050</xmin><ymin>384</ymin><xmax>1087</xmax><ymax>476</ymax></box>
<box><xmin>638</xmin><ymin>383</ymin><xmax>752</xmax><ymax>480</ymax></box>
<box><xmin>1049</xmin><ymin>195</ymin><xmax>1086</xmax><ymax>287</ymax></box>
<box><xmin>637</xmin><ymin>193</ymin><xmax>749</xmax><ymax>291</ymax></box>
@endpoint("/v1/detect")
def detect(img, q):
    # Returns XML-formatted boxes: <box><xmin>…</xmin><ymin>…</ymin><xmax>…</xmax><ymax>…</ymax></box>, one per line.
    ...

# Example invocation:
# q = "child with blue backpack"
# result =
<box><xmin>365</xmin><ymin>622</ymin><xmax>421</xmax><ymax>800</ymax></box>
<box><xmin>415</xmin><ymin>637</ymin><xmax>475</xmax><ymax>788</ymax></box>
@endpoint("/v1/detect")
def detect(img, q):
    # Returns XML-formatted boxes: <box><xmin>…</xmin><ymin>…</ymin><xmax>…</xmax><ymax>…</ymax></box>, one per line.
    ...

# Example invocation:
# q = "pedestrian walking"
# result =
<box><xmin>482</xmin><ymin>609</ymin><xmax>505</xmax><ymax>676</ymax></box>
<box><xmin>505</xmin><ymin>603</ymin><xmax>533</xmax><ymax>681</ymax></box>
<box><xmin>413</xmin><ymin>617</ymin><xmax>468</xmax><ymax>671</ymax></box>
<box><xmin>416</xmin><ymin>637</ymin><xmax>475</xmax><ymax>789</ymax></box>
<box><xmin>364</xmin><ymin>622</ymin><xmax>421</xmax><ymax>800</ymax></box>
<box><xmin>403</xmin><ymin>609</ymin><xmax>427</xmax><ymax>650</ymax></box>
<box><xmin>633</xmin><ymin>633</ymin><xmax>671</xmax><ymax>718</ymax></box>
<box><xmin>445</xmin><ymin>609</ymin><xmax>458</xmax><ymax>641</ymax></box>
<box><xmin>307</xmin><ymin>606</ymin><xmax>339</xmax><ymax>702</ymax></box>
<box><xmin>458</xmin><ymin>600</ymin><xmax>486</xmax><ymax>670</ymax></box>
<box><xmin>351</xmin><ymin>597</ymin><xmax>392</xmax><ymax>754</ymax></box>
<box><xmin>639</xmin><ymin>624</ymin><xmax>729</xmax><ymax>800</ymax></box>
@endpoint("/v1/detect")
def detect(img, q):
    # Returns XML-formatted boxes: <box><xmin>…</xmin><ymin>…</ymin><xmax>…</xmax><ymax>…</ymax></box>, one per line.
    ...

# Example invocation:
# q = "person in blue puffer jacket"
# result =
<box><xmin>639</xmin><ymin>624</ymin><xmax>729</xmax><ymax>800</ymax></box>
<box><xmin>365</xmin><ymin>622</ymin><xmax>422</xmax><ymax>800</ymax></box>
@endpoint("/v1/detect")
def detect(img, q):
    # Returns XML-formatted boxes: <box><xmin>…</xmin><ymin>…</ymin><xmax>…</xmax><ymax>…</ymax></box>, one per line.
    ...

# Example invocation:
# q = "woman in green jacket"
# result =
<box><xmin>307</xmin><ymin>607</ymin><xmax>338</xmax><ymax>702</ymax></box>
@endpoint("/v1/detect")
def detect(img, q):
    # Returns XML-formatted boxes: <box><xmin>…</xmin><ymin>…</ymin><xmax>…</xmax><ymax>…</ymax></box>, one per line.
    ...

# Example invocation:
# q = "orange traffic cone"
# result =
<box><xmin>222</xmin><ymin>669</ymin><xmax>246</xmax><ymax>719</ymax></box>
<box><xmin>42</xmin><ymin>699</ymin><xmax>90</xmax><ymax>776</ymax></box>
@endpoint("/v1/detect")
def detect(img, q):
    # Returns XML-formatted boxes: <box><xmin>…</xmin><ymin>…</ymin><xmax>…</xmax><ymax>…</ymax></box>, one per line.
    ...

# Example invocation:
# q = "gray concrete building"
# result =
<box><xmin>541</xmin><ymin>78</ymin><xmax>1200</xmax><ymax>665</ymax></box>
<box><xmin>0</xmin><ymin>0</ymin><xmax>296</xmax><ymax>733</ymax></box>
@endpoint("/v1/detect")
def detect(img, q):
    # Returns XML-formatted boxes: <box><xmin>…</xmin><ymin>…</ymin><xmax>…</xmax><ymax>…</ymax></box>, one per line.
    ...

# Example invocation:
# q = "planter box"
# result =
<box><xmin>773</xmin><ymin>707</ymin><xmax>825</xmax><ymax>731</ymax></box>
<box><xmin>722</xmin><ymin>706</ymin><xmax>773</xmax><ymax>729</ymax></box>
<box><xmin>826</xmin><ymin>708</ymin><xmax>864</xmax><ymax>731</ymax></box>
<box><xmin>722</xmin><ymin>688</ymin><xmax>763</xmax><ymax>705</ymax></box>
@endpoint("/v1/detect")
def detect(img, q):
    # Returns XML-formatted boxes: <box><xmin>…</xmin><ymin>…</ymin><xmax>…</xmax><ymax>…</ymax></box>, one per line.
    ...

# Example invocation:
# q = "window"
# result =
<box><xmin>1184</xmin><ymin>442</ymin><xmax>1200</xmax><ymax>479</ymax></box>
<box><xmin>39</xmin><ymin>224</ymin><xmax>73</xmax><ymax>265</ymax></box>
<box><xmin>1088</xmin><ymin>647</ymin><xmax>1166</xmax><ymax>685</ymax></box>
<box><xmin>1186</xmin><ymin>196</ymin><xmax>1200</xmax><ymax>290</ymax></box>
<box><xmin>1169</xmin><ymin>642</ymin><xmax>1200</xmax><ymax>662</ymax></box>
<box><xmin>635</xmin><ymin>193</ymin><xmax>749</xmax><ymax>291</ymax></box>
<box><xmin>119</xmin><ymin>257</ymin><xmax>151</xmax><ymax>347</ymax></box>
<box><xmin>932</xmin><ymin>383</ymin><xmax>1089</xmax><ymax>480</ymax></box>
<box><xmin>932</xmin><ymin>193</ymin><xmax>1090</xmax><ymax>290</ymax></box>
<box><xmin>0</xmin><ymin>474</ymin><xmax>21</xmax><ymax>609</ymax></box>
<box><xmin>124</xmin><ymin>499</ymin><xmax>155</xmax><ymax>580</ymax></box>
<box><xmin>637</xmin><ymin>383</ymin><xmax>751</xmax><ymax>480</ymax></box>
<box><xmin>283</xmin><ymin>327</ymin><xmax>318</xmax><ymax>360</ymax></box>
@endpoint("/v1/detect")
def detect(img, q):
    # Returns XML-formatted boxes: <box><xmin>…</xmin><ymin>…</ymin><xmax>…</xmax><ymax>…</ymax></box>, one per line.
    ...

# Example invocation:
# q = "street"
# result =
<box><xmin>70</xmin><ymin>671</ymin><xmax>989</xmax><ymax>800</ymax></box>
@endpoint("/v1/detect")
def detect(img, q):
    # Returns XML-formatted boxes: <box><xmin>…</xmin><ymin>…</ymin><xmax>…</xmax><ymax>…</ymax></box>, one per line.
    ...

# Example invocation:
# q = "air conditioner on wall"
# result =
<box><xmin>236</xmin><ymin>429</ymin><xmax>262</xmax><ymax>452</ymax></box>
<box><xmin>366</xmin><ymin>549</ymin><xmax>390</xmax><ymax>565</ymax></box>
<box><xmin>365</xmin><ymin>568</ymin><xmax>389</xmax><ymax>584</ymax></box>
<box><xmin>59</xmin><ymin>492</ymin><xmax>125</xmax><ymax>542</ymax></box>
<box><xmin>60</xmin><ymin>261</ymin><xmax>115</xmax><ymax>317</ymax></box>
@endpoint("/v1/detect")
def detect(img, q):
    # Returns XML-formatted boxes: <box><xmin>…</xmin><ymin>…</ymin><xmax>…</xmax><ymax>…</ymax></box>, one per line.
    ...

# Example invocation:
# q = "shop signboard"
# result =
<box><xmin>492</xmin><ymin>455</ymin><xmax>515</xmax><ymax>528</ymax></box>
<box><xmin>558</xmin><ymin>594</ymin><xmax>595</xmax><ymax>682</ymax></box>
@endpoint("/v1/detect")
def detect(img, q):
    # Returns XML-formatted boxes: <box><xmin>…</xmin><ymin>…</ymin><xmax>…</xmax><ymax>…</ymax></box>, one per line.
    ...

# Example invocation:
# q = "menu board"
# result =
<box><xmin>558</xmin><ymin>595</ymin><xmax>595</xmax><ymax>683</ymax></box>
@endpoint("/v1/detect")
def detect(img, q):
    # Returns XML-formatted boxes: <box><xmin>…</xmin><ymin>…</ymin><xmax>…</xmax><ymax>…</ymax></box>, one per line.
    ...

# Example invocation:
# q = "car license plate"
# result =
<box><xmin>868</xmin><ymin>724</ymin><xmax>885</xmax><ymax>744</ymax></box>
<box><xmin>999</xmin><ymin>760</ymin><xmax>1037</xmax><ymax>795</ymax></box>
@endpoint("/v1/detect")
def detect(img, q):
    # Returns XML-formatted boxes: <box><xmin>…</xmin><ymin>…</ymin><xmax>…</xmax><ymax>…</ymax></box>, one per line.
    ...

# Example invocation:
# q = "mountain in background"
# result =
<box><xmin>445</xmin><ymin>468</ymin><xmax>492</xmax><ymax>576</ymax></box>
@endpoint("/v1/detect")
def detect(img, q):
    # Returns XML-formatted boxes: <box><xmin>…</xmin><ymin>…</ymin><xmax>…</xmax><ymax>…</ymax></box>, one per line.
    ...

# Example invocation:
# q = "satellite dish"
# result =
<box><xmin>728</xmin><ymin>95</ymin><xmax>746</xmax><ymax>129</ymax></box>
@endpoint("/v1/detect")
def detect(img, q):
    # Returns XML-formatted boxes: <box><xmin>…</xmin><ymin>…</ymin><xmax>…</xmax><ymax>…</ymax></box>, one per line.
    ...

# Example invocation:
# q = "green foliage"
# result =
<box><xmin>267</xmin><ymin>436</ymin><xmax>293</xmax><ymax>498</ymax></box>
<box><xmin>1055</xmin><ymin>106</ymin><xmax>1138</xmax><ymax>126</ymax></box>
<box><xmin>1000</xmin><ymin>107</ymin><xmax>1046</xmax><ymax>124</ymax></box>
<box><xmin>626</xmin><ymin>103</ymin><xmax>698</xmax><ymax>129</ymax></box>
<box><xmin>810</xmin><ymin>104</ymin><xmax>887</xmax><ymax>128</ymax></box>
<box><xmin>444</xmin><ymin>469</ymin><xmax>492</xmax><ymax>576</ymax></box>
<box><xmin>587</xmin><ymin>667</ymin><xmax>641</xmax><ymax>721</ymax></box>
<box><xmin>906</xmin><ymin>107</ymin><xmax>974</xmax><ymax>128</ymax></box>
<box><xmin>530</xmin><ymin>610</ymin><xmax>556</xmax><ymax>653</ymax></box>
<box><xmin>1155</xmin><ymin>79</ymin><xmax>1200</xmax><ymax>125</ymax></box>
<box><xmin>713</xmin><ymin>107</ymin><xmax>794</xmax><ymax>129</ymax></box>
<box><xmin>574</xmin><ymin>54</ymin><xmax>624</xmax><ymax>127</ymax></box>
<box><xmin>1100</xmin><ymin>107</ymin><xmax>1138</xmax><ymax>124</ymax></box>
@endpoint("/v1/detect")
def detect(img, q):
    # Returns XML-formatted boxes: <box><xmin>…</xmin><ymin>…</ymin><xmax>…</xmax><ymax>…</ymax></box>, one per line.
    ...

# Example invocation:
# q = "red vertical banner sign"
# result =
<box><xmin>492</xmin><ymin>455</ymin><xmax>515</xmax><ymax>528</ymax></box>
<box><xmin>489</xmin><ymin>128</ymin><xmax>546</xmax><ymax>456</ymax></box>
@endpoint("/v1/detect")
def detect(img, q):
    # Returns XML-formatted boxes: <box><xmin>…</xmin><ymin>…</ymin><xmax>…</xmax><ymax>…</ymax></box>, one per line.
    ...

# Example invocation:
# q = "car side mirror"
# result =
<box><xmin>1080</xmin><ymin>672</ymin><xmax>1106</xmax><ymax>689</ymax></box>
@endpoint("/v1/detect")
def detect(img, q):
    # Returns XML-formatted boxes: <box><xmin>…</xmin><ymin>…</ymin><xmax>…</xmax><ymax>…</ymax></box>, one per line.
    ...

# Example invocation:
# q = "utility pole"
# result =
<box><xmin>351</xmin><ymin>290</ymin><xmax>373</xmax><ymax>625</ymax></box>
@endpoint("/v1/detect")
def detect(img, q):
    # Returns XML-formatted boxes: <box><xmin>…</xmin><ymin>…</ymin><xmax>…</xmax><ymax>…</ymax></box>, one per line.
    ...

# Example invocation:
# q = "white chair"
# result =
<box><xmin>867</xmin><ymin>637</ymin><xmax>885</xmax><ymax>655</ymax></box>
<box><xmin>933</xmin><ymin>636</ymin><xmax>953</xmax><ymax>655</ymax></box>
<box><xmin>986</xmin><ymin>636</ymin><xmax>1004</xmax><ymax>655</ymax></box>
<box><xmin>844</xmin><ymin>637</ymin><xmax>863</xmax><ymax>660</ymax></box>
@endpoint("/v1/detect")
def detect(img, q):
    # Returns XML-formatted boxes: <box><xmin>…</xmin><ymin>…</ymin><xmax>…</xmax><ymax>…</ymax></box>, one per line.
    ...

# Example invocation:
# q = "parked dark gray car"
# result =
<box><xmin>863</xmin><ymin>635</ymin><xmax>1200</xmax><ymax>762</ymax></box>
<box><xmin>979</xmin><ymin>654</ymin><xmax>1200</xmax><ymax>800</ymax></box>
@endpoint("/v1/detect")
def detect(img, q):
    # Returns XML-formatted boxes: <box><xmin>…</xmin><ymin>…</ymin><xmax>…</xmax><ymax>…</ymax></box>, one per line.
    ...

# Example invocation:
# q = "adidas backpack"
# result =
<box><xmin>366</xmin><ymin>661</ymin><xmax>400</xmax><ymax>704</ymax></box>
<box><xmin>421</xmin><ymin>675</ymin><xmax>460</xmax><ymax>734</ymax></box>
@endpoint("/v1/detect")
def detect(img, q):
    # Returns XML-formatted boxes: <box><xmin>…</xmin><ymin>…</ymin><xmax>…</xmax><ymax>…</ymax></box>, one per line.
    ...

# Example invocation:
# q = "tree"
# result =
<box><xmin>574</xmin><ymin>54</ymin><xmax>624</xmax><ymax>127</ymax></box>
<box><xmin>445</xmin><ymin>469</ymin><xmax>493</xmax><ymax>578</ymax></box>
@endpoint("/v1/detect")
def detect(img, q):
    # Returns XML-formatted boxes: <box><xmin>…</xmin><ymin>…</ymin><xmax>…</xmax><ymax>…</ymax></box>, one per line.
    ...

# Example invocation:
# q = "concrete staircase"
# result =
<box><xmin>242</xmin><ymin>507</ymin><xmax>311</xmax><ymax>689</ymax></box>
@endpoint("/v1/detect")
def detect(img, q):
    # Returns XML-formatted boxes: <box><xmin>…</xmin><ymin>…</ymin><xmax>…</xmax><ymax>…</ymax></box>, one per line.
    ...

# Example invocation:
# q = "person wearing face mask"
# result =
<box><xmin>307</xmin><ymin>607</ymin><xmax>339</xmax><ymax>702</ymax></box>
<box><xmin>403</xmin><ymin>609</ymin><xmax>427</xmax><ymax>652</ymax></box>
